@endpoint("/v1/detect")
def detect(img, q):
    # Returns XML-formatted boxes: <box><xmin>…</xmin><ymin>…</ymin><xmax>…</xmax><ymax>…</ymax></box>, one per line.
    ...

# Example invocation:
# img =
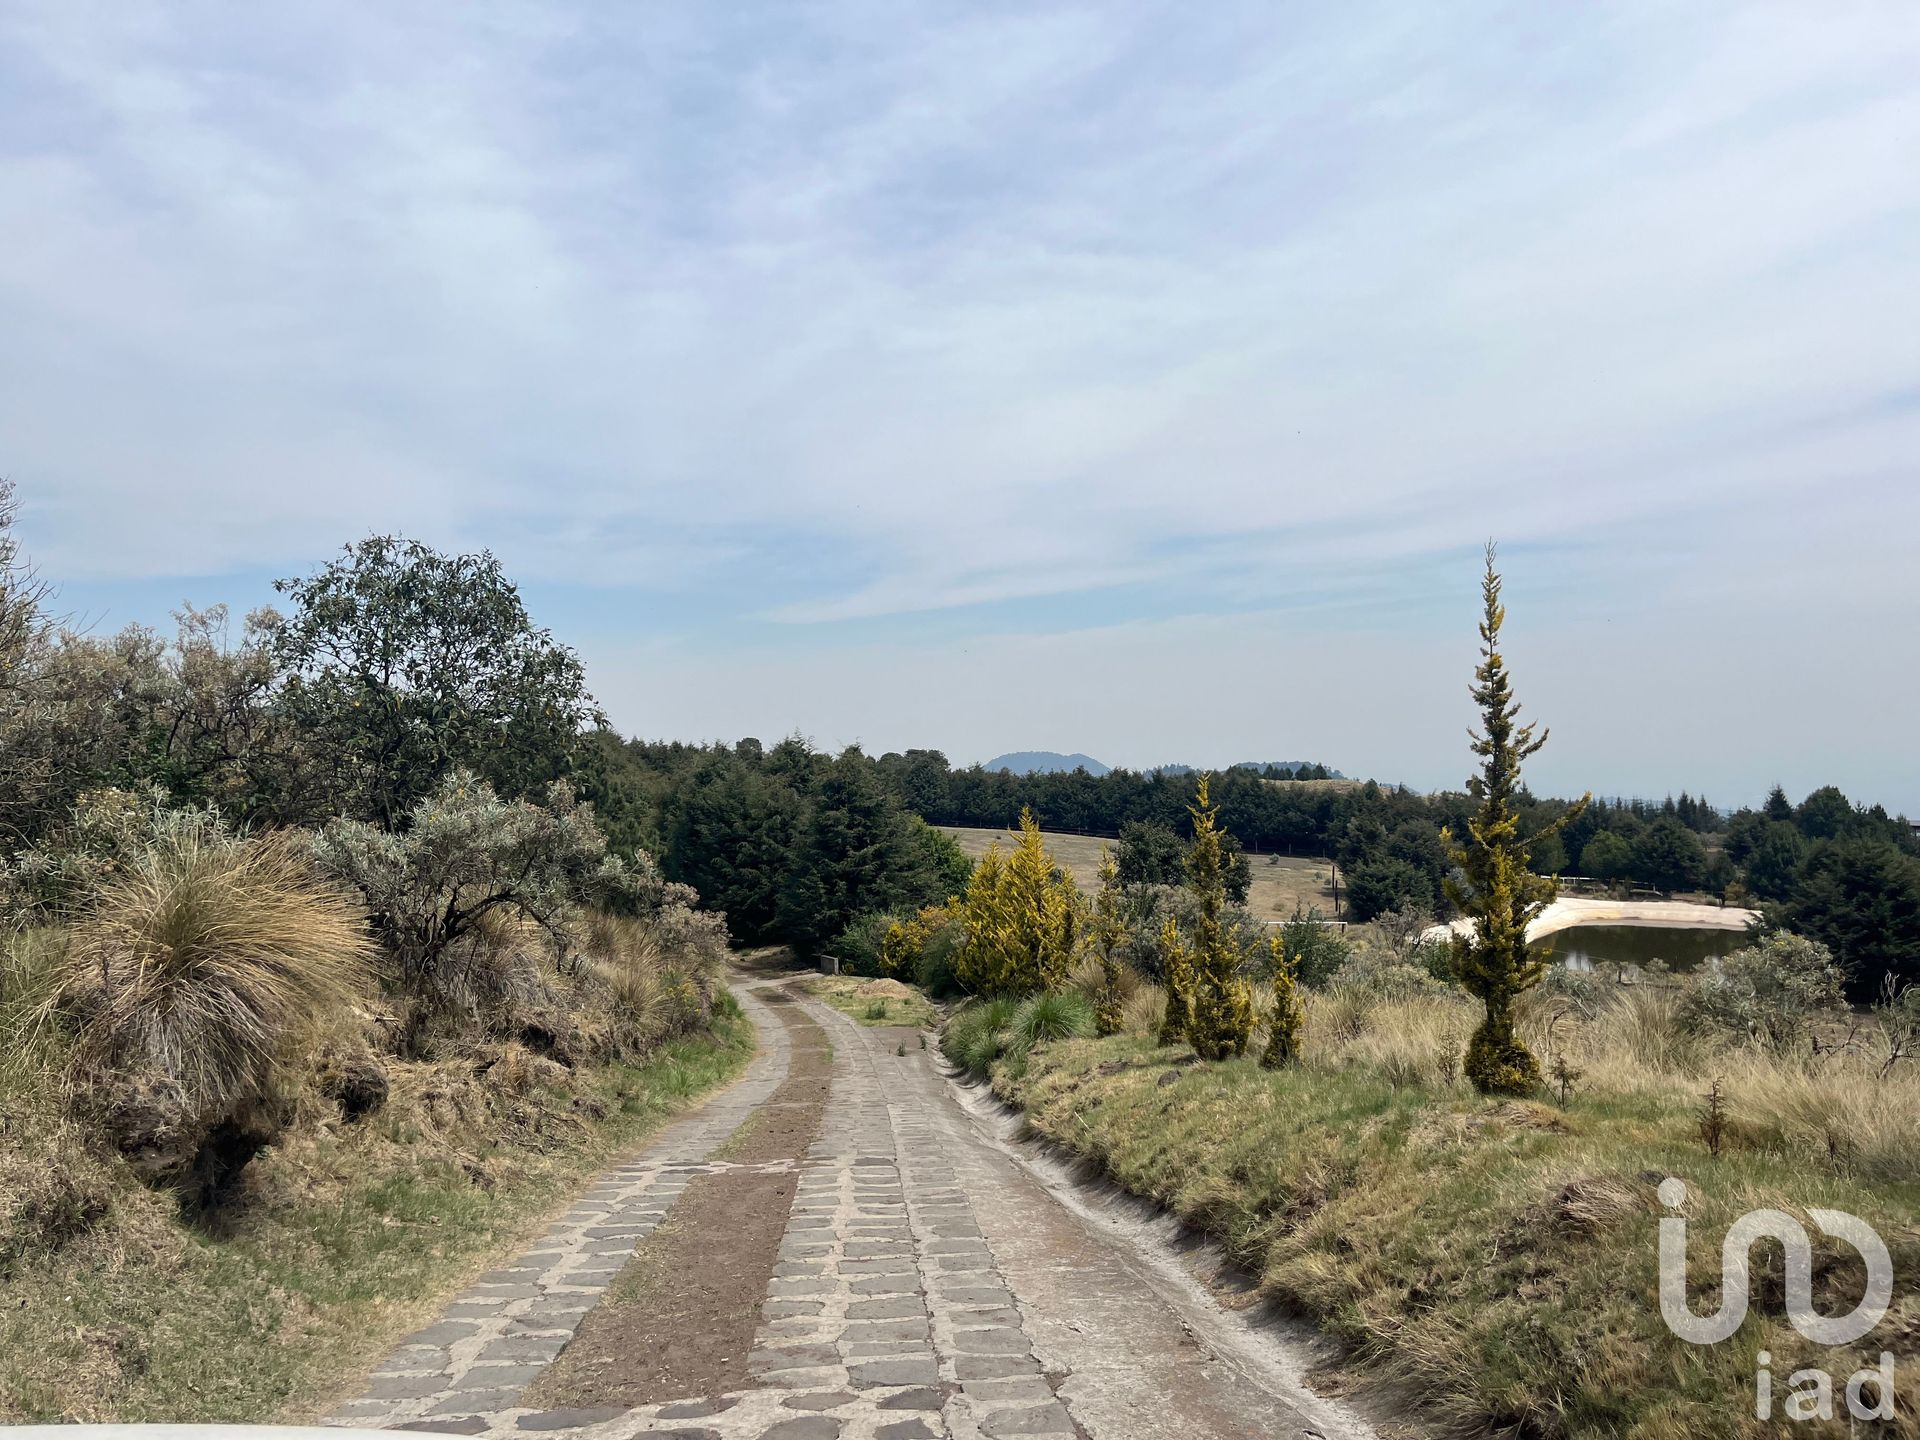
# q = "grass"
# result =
<box><xmin>942</xmin><ymin>991</ymin><xmax>1094</xmax><ymax>1080</ymax></box>
<box><xmin>37</xmin><ymin>819</ymin><xmax>378</xmax><ymax>1190</ymax></box>
<box><xmin>805</xmin><ymin>975</ymin><xmax>938</xmax><ymax>1030</ymax></box>
<box><xmin>975</xmin><ymin>974</ymin><xmax>1920</xmax><ymax>1438</ymax></box>
<box><xmin>0</xmin><ymin>986</ymin><xmax>755</xmax><ymax>1423</ymax></box>
<box><xmin>943</xmin><ymin>824</ymin><xmax>1340</xmax><ymax>922</ymax></box>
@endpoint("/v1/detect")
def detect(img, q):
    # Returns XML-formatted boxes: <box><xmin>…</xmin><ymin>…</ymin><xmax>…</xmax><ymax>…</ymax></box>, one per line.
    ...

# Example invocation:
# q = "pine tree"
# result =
<box><xmin>954</xmin><ymin>807</ymin><xmax>1079</xmax><ymax>995</ymax></box>
<box><xmin>1155</xmin><ymin>914</ymin><xmax>1193</xmax><ymax>1047</ymax></box>
<box><xmin>1443</xmin><ymin>544</ymin><xmax>1589</xmax><ymax>1095</ymax></box>
<box><xmin>1260</xmin><ymin>932</ymin><xmax>1304</xmax><ymax>1069</ymax></box>
<box><xmin>1089</xmin><ymin>846</ymin><xmax>1129</xmax><ymax>1036</ymax></box>
<box><xmin>1182</xmin><ymin>775</ymin><xmax>1255</xmax><ymax>1059</ymax></box>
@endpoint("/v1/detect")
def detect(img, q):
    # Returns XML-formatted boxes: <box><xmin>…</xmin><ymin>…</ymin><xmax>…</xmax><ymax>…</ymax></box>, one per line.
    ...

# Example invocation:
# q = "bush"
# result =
<box><xmin>313</xmin><ymin>771</ymin><xmax>693</xmax><ymax>1047</ymax></box>
<box><xmin>1277</xmin><ymin>909</ymin><xmax>1351</xmax><ymax>989</ymax></box>
<box><xmin>940</xmin><ymin>993</ymin><xmax>1092</xmax><ymax>1081</ymax></box>
<box><xmin>828</xmin><ymin>911</ymin><xmax>897</xmax><ymax>977</ymax></box>
<box><xmin>44</xmin><ymin>811</ymin><xmax>375</xmax><ymax>1202</ymax></box>
<box><xmin>1678</xmin><ymin>932</ymin><xmax>1846</xmax><ymax>1051</ymax></box>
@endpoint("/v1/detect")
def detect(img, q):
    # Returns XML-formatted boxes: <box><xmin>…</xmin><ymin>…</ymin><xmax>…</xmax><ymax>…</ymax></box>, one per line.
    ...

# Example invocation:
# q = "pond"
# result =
<box><xmin>1543</xmin><ymin>923</ymin><xmax>1749</xmax><ymax>975</ymax></box>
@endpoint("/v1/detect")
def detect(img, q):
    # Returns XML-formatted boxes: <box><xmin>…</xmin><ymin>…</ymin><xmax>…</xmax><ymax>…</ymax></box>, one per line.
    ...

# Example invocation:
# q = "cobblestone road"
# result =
<box><xmin>331</xmin><ymin>977</ymin><xmax>1368</xmax><ymax>1440</ymax></box>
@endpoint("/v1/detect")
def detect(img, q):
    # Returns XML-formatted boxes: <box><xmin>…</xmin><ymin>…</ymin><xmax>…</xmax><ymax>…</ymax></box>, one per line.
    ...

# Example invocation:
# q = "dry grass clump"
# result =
<box><xmin>39</xmin><ymin>818</ymin><xmax>376</xmax><ymax>1195</ymax></box>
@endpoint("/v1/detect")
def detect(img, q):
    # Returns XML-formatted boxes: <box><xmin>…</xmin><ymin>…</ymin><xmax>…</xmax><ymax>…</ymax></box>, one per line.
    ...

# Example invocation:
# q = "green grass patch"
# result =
<box><xmin>992</xmin><ymin>1033</ymin><xmax>1920</xmax><ymax>1439</ymax></box>
<box><xmin>0</xmin><ymin>1001</ymin><xmax>755</xmax><ymax>1424</ymax></box>
<box><xmin>805</xmin><ymin>975</ymin><xmax>937</xmax><ymax>1030</ymax></box>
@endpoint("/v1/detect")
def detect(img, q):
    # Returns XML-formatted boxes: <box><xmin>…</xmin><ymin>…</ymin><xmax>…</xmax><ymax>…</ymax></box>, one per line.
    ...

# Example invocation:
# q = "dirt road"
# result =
<box><xmin>331</xmin><ymin>976</ymin><xmax>1373</xmax><ymax>1439</ymax></box>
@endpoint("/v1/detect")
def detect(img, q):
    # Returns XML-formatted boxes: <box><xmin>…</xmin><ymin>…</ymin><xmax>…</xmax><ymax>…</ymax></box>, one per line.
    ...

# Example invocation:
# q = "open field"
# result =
<box><xmin>944</xmin><ymin>824</ymin><xmax>1340</xmax><ymax>921</ymax></box>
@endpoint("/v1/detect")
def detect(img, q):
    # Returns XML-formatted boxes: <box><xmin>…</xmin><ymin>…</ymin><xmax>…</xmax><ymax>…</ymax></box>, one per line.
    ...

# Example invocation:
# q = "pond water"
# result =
<box><xmin>1543</xmin><ymin>923</ymin><xmax>1749</xmax><ymax>975</ymax></box>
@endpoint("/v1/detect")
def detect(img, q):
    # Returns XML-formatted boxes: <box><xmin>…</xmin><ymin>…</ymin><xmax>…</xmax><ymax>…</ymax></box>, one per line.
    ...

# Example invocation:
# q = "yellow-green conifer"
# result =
<box><xmin>1444</xmin><ymin>545</ymin><xmax>1589</xmax><ymax>1094</ymax></box>
<box><xmin>1182</xmin><ymin>775</ymin><xmax>1255</xmax><ymax>1060</ymax></box>
<box><xmin>954</xmin><ymin>808</ymin><xmax>1079</xmax><ymax>995</ymax></box>
<box><xmin>1089</xmin><ymin>847</ymin><xmax>1129</xmax><ymax>1036</ymax></box>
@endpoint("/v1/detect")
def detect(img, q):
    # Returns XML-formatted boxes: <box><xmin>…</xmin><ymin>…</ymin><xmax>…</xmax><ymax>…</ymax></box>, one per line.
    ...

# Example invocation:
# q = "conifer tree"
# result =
<box><xmin>1089</xmin><ymin>847</ymin><xmax>1129</xmax><ymax>1036</ymax></box>
<box><xmin>954</xmin><ymin>807</ymin><xmax>1079</xmax><ymax>995</ymax></box>
<box><xmin>1443</xmin><ymin>545</ymin><xmax>1588</xmax><ymax>1094</ymax></box>
<box><xmin>1182</xmin><ymin>775</ymin><xmax>1255</xmax><ymax>1059</ymax></box>
<box><xmin>1155</xmin><ymin>914</ymin><xmax>1193</xmax><ymax>1047</ymax></box>
<box><xmin>1260</xmin><ymin>932</ymin><xmax>1304</xmax><ymax>1069</ymax></box>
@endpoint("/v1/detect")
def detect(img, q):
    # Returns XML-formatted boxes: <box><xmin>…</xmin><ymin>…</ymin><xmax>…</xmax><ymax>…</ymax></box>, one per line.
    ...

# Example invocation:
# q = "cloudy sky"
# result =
<box><xmin>4</xmin><ymin>3</ymin><xmax>1918</xmax><ymax>811</ymax></box>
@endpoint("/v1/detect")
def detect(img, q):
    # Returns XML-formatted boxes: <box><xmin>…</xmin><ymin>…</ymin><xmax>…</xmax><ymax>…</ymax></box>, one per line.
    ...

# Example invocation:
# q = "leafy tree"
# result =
<box><xmin>1278</xmin><ymin>908</ymin><xmax>1351</xmax><ymax>988</ymax></box>
<box><xmin>1581</xmin><ymin>830</ymin><xmax>1633</xmax><ymax>883</ymax></box>
<box><xmin>1179</xmin><ymin>776</ymin><xmax>1256</xmax><ymax>1059</ymax></box>
<box><xmin>953</xmin><ymin>807</ymin><xmax>1080</xmax><ymax>995</ymax></box>
<box><xmin>1442</xmin><ymin>546</ymin><xmax>1588</xmax><ymax>1095</ymax></box>
<box><xmin>1781</xmin><ymin>839</ymin><xmax>1920</xmax><ymax>1001</ymax></box>
<box><xmin>1116</xmin><ymin>820</ymin><xmax>1184</xmax><ymax>887</ymax></box>
<box><xmin>910</xmin><ymin>818</ymin><xmax>974</xmax><ymax>896</ymax></box>
<box><xmin>1089</xmin><ymin>847</ymin><xmax>1130</xmax><ymax>1036</ymax></box>
<box><xmin>1630</xmin><ymin>817</ymin><xmax>1707</xmax><ymax>893</ymax></box>
<box><xmin>1528</xmin><ymin>830</ymin><xmax>1568</xmax><ymax>876</ymax></box>
<box><xmin>1743</xmin><ymin>821</ymin><xmax>1808</xmax><ymax>902</ymax></box>
<box><xmin>272</xmin><ymin>537</ymin><xmax>599</xmax><ymax>829</ymax></box>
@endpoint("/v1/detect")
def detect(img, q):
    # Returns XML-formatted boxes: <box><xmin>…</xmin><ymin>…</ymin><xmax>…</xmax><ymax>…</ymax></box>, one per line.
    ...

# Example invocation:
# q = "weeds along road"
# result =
<box><xmin>332</xmin><ymin>974</ymin><xmax>1375</xmax><ymax>1440</ymax></box>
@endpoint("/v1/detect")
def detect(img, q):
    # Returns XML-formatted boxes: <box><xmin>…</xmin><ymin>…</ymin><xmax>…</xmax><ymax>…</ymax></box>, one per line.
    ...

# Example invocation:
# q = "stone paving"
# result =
<box><xmin>330</xmin><ymin>976</ymin><xmax>1366</xmax><ymax>1440</ymax></box>
<box><xmin>328</xmin><ymin>985</ymin><xmax>794</xmax><ymax>1433</ymax></box>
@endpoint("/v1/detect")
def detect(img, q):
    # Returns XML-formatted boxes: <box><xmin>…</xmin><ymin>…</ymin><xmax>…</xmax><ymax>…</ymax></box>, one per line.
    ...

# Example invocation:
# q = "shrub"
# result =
<box><xmin>313</xmin><ymin>771</ymin><xmax>695</xmax><ymax>1047</ymax></box>
<box><xmin>1278</xmin><ymin>909</ymin><xmax>1351</xmax><ymax>989</ymax></box>
<box><xmin>941</xmin><ymin>996</ymin><xmax>1021</xmax><ymax>1079</ymax></box>
<box><xmin>940</xmin><ymin>993</ymin><xmax>1091</xmax><ymax>1081</ymax></box>
<box><xmin>829</xmin><ymin>911</ymin><xmax>897</xmax><ymax>977</ymax></box>
<box><xmin>1678</xmin><ymin>932</ymin><xmax>1846</xmax><ymax>1051</ymax></box>
<box><xmin>45</xmin><ymin>812</ymin><xmax>375</xmax><ymax>1201</ymax></box>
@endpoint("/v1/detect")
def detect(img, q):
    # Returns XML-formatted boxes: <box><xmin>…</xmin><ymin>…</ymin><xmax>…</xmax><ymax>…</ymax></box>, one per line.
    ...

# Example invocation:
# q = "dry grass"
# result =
<box><xmin>0</xmin><ymin>919</ymin><xmax>754</xmax><ymax>1423</ymax></box>
<box><xmin>943</xmin><ymin>825</ymin><xmax>1340</xmax><ymax>921</ymax></box>
<box><xmin>49</xmin><ymin>824</ymin><xmax>376</xmax><ymax>1123</ymax></box>
<box><xmin>985</xmin><ymin>970</ymin><xmax>1920</xmax><ymax>1437</ymax></box>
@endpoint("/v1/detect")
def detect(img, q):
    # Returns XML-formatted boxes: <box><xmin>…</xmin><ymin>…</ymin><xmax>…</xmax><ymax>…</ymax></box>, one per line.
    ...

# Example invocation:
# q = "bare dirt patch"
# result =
<box><xmin>525</xmin><ymin>988</ymin><xmax>831</xmax><ymax>1408</ymax></box>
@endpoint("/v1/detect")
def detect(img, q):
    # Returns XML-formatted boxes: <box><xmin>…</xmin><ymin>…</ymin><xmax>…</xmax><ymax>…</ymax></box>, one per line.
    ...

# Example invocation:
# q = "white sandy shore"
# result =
<box><xmin>1425</xmin><ymin>895</ymin><xmax>1760</xmax><ymax>945</ymax></box>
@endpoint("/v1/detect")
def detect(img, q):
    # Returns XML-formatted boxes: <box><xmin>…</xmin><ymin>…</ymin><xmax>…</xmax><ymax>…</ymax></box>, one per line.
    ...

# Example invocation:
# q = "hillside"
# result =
<box><xmin>979</xmin><ymin>751</ymin><xmax>1111</xmax><ymax>776</ymax></box>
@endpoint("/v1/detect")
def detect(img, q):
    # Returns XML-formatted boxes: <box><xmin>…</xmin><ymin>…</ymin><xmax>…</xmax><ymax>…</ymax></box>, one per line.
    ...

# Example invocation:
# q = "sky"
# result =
<box><xmin>3</xmin><ymin>2</ymin><xmax>1918</xmax><ymax>813</ymax></box>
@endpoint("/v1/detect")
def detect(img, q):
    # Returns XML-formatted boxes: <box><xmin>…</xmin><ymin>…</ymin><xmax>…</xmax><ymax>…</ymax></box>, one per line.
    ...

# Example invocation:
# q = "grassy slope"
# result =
<box><xmin>0</xmin><ymin>1006</ymin><xmax>755</xmax><ymax>1424</ymax></box>
<box><xmin>995</xmin><ymin>1036</ymin><xmax>1920</xmax><ymax>1440</ymax></box>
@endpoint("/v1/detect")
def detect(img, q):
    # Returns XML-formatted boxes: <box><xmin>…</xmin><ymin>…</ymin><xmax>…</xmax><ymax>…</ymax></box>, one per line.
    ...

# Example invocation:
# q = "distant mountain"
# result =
<box><xmin>980</xmin><ymin>751</ymin><xmax>1111</xmax><ymax>776</ymax></box>
<box><xmin>1154</xmin><ymin>761</ymin><xmax>1348</xmax><ymax>779</ymax></box>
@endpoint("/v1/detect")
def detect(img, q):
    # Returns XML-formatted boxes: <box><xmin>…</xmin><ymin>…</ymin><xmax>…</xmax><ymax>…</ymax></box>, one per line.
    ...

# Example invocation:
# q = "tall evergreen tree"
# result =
<box><xmin>1182</xmin><ymin>776</ymin><xmax>1256</xmax><ymax>1059</ymax></box>
<box><xmin>1443</xmin><ymin>545</ymin><xmax>1588</xmax><ymax>1095</ymax></box>
<box><xmin>1089</xmin><ymin>847</ymin><xmax>1130</xmax><ymax>1036</ymax></box>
